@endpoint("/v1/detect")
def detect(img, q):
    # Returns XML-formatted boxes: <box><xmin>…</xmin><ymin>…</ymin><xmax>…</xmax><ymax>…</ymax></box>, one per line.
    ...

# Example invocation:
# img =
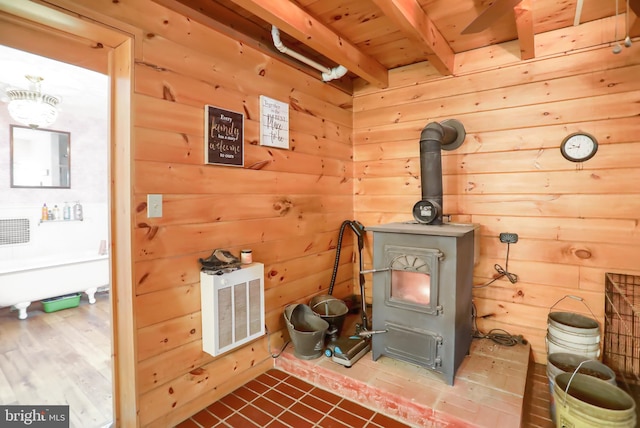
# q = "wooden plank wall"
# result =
<box><xmin>18</xmin><ymin>0</ymin><xmax>355</xmax><ymax>426</ymax></box>
<box><xmin>10</xmin><ymin>2</ymin><xmax>640</xmax><ymax>425</ymax></box>
<box><xmin>130</xmin><ymin>6</ymin><xmax>354</xmax><ymax>428</ymax></box>
<box><xmin>353</xmin><ymin>18</ymin><xmax>640</xmax><ymax>365</ymax></box>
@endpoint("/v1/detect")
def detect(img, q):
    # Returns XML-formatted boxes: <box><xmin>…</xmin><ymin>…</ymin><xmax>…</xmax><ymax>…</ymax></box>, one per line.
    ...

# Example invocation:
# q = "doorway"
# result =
<box><xmin>0</xmin><ymin>3</ymin><xmax>136</xmax><ymax>426</ymax></box>
<box><xmin>0</xmin><ymin>43</ymin><xmax>112</xmax><ymax>427</ymax></box>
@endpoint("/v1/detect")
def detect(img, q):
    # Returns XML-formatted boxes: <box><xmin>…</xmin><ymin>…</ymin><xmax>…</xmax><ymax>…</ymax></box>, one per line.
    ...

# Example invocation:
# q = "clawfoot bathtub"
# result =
<box><xmin>0</xmin><ymin>253</ymin><xmax>110</xmax><ymax>319</ymax></box>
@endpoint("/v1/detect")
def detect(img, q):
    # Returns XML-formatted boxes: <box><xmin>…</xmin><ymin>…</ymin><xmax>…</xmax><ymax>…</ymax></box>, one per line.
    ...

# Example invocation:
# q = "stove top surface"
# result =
<box><xmin>366</xmin><ymin>221</ymin><xmax>477</xmax><ymax>237</ymax></box>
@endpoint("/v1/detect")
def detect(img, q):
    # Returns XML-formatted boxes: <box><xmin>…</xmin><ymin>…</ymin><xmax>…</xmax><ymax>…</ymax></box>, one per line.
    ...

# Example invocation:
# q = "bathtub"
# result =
<box><xmin>0</xmin><ymin>253</ymin><xmax>110</xmax><ymax>319</ymax></box>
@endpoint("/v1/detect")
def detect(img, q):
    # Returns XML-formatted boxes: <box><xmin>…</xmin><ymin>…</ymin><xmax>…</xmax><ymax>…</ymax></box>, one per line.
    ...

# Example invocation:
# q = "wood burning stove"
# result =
<box><xmin>364</xmin><ymin>119</ymin><xmax>474</xmax><ymax>384</ymax></box>
<box><xmin>367</xmin><ymin>222</ymin><xmax>477</xmax><ymax>385</ymax></box>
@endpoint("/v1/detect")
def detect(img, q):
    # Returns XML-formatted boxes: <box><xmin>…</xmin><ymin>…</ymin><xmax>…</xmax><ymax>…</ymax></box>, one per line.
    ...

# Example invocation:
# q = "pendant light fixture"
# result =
<box><xmin>624</xmin><ymin>0</ymin><xmax>633</xmax><ymax>47</ymax></box>
<box><xmin>613</xmin><ymin>0</ymin><xmax>623</xmax><ymax>53</ymax></box>
<box><xmin>6</xmin><ymin>75</ymin><xmax>61</xmax><ymax>128</ymax></box>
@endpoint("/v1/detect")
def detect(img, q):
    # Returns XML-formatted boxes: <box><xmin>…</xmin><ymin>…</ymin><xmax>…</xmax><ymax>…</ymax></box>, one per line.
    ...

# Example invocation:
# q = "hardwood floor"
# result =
<box><xmin>521</xmin><ymin>361</ymin><xmax>554</xmax><ymax>427</ymax></box>
<box><xmin>0</xmin><ymin>291</ymin><xmax>112</xmax><ymax>428</ymax></box>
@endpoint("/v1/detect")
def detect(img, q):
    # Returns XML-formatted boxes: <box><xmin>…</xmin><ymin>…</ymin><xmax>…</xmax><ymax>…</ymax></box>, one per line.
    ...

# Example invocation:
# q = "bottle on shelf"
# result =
<box><xmin>73</xmin><ymin>201</ymin><xmax>83</xmax><ymax>221</ymax></box>
<box><xmin>63</xmin><ymin>202</ymin><xmax>71</xmax><ymax>220</ymax></box>
<box><xmin>41</xmin><ymin>203</ymin><xmax>48</xmax><ymax>221</ymax></box>
<box><xmin>53</xmin><ymin>205</ymin><xmax>60</xmax><ymax>220</ymax></box>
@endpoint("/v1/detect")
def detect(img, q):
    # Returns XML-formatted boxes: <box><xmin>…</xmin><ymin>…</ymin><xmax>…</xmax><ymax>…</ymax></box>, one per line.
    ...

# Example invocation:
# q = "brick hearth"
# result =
<box><xmin>275</xmin><ymin>338</ymin><xmax>531</xmax><ymax>427</ymax></box>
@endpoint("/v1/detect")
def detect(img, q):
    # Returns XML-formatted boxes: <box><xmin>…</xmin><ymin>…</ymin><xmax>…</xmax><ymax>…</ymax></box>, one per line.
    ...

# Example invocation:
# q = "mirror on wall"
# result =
<box><xmin>10</xmin><ymin>125</ymin><xmax>70</xmax><ymax>188</ymax></box>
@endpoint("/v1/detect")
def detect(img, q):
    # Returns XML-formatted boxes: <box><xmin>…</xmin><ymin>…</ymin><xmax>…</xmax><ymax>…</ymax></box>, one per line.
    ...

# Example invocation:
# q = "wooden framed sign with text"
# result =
<box><xmin>260</xmin><ymin>95</ymin><xmax>289</xmax><ymax>149</ymax></box>
<box><xmin>204</xmin><ymin>105</ymin><xmax>244</xmax><ymax>167</ymax></box>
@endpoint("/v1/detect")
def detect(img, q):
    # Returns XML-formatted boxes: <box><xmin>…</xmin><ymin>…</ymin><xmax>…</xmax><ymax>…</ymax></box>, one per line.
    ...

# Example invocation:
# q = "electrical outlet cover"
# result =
<box><xmin>147</xmin><ymin>194</ymin><xmax>162</xmax><ymax>218</ymax></box>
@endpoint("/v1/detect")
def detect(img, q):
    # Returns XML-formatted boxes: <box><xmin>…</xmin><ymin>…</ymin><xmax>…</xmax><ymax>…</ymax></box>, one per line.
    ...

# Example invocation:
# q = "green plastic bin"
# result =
<box><xmin>42</xmin><ymin>293</ymin><xmax>81</xmax><ymax>313</ymax></box>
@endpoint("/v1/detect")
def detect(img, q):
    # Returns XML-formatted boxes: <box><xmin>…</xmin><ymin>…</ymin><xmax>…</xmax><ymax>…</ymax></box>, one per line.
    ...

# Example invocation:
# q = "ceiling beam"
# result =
<box><xmin>630</xmin><ymin>5</ymin><xmax>640</xmax><ymax>37</ymax></box>
<box><xmin>223</xmin><ymin>0</ymin><xmax>388</xmax><ymax>88</ymax></box>
<box><xmin>155</xmin><ymin>0</ymin><xmax>352</xmax><ymax>93</ymax></box>
<box><xmin>514</xmin><ymin>0</ymin><xmax>534</xmax><ymax>60</ymax></box>
<box><xmin>624</xmin><ymin>0</ymin><xmax>640</xmax><ymax>37</ymax></box>
<box><xmin>170</xmin><ymin>0</ymin><xmax>274</xmax><ymax>45</ymax></box>
<box><xmin>630</xmin><ymin>0</ymin><xmax>640</xmax><ymax>17</ymax></box>
<box><xmin>371</xmin><ymin>0</ymin><xmax>454</xmax><ymax>75</ymax></box>
<box><xmin>462</xmin><ymin>0</ymin><xmax>523</xmax><ymax>34</ymax></box>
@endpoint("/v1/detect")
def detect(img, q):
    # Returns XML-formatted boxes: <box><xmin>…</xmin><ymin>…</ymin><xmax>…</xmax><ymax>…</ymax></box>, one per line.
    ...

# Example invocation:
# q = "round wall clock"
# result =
<box><xmin>560</xmin><ymin>132</ymin><xmax>598</xmax><ymax>162</ymax></box>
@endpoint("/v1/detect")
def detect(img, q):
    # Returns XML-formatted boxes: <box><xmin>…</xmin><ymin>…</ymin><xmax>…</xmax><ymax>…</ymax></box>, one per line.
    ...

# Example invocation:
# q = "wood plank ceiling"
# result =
<box><xmin>157</xmin><ymin>0</ymin><xmax>640</xmax><ymax>91</ymax></box>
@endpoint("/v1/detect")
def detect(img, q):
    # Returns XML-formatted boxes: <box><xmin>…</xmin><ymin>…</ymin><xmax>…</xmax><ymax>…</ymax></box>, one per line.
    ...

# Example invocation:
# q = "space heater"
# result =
<box><xmin>200</xmin><ymin>262</ymin><xmax>265</xmax><ymax>356</ymax></box>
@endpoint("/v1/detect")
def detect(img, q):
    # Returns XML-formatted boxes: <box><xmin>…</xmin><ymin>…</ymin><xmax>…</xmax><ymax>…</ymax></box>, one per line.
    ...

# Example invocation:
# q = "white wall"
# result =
<box><xmin>0</xmin><ymin>45</ymin><xmax>109</xmax><ymax>261</ymax></box>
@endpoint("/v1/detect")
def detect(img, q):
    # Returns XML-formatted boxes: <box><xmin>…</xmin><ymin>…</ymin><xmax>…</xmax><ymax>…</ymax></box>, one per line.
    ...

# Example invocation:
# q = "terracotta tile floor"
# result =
<box><xmin>175</xmin><ymin>368</ymin><xmax>410</xmax><ymax>428</ymax></box>
<box><xmin>177</xmin><ymin>308</ymin><xmax>537</xmax><ymax>427</ymax></box>
<box><xmin>176</xmin><ymin>338</ymin><xmax>533</xmax><ymax>427</ymax></box>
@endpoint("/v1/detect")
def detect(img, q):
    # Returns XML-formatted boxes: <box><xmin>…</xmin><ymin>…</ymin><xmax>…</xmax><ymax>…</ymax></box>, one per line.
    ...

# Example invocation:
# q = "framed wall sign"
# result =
<box><xmin>260</xmin><ymin>95</ymin><xmax>289</xmax><ymax>149</ymax></box>
<box><xmin>204</xmin><ymin>105</ymin><xmax>244</xmax><ymax>167</ymax></box>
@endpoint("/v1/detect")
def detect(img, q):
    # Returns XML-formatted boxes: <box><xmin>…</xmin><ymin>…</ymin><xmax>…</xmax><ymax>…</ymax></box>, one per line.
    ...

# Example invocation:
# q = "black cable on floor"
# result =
<box><xmin>475</xmin><ymin>328</ymin><xmax>526</xmax><ymax>346</ymax></box>
<box><xmin>471</xmin><ymin>302</ymin><xmax>527</xmax><ymax>346</ymax></box>
<box><xmin>265</xmin><ymin>324</ymin><xmax>290</xmax><ymax>358</ymax></box>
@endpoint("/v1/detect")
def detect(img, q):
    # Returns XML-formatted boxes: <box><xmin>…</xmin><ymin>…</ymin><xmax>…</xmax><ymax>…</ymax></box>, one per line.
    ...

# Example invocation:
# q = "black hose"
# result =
<box><xmin>327</xmin><ymin>220</ymin><xmax>369</xmax><ymax>331</ymax></box>
<box><xmin>328</xmin><ymin>220</ymin><xmax>353</xmax><ymax>295</ymax></box>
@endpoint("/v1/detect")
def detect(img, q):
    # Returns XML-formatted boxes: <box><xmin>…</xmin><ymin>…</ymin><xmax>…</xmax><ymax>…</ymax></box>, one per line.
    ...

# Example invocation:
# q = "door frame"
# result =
<box><xmin>0</xmin><ymin>1</ymin><xmax>137</xmax><ymax>425</ymax></box>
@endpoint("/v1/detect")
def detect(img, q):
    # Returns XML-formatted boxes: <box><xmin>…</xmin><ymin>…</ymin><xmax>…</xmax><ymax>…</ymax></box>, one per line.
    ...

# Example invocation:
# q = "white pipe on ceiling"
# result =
<box><xmin>270</xmin><ymin>26</ymin><xmax>348</xmax><ymax>82</ymax></box>
<box><xmin>322</xmin><ymin>65</ymin><xmax>348</xmax><ymax>82</ymax></box>
<box><xmin>573</xmin><ymin>0</ymin><xmax>584</xmax><ymax>26</ymax></box>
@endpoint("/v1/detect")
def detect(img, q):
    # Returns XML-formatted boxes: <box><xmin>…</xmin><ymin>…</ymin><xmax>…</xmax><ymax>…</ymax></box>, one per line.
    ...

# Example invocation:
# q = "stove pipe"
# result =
<box><xmin>413</xmin><ymin>119</ymin><xmax>466</xmax><ymax>225</ymax></box>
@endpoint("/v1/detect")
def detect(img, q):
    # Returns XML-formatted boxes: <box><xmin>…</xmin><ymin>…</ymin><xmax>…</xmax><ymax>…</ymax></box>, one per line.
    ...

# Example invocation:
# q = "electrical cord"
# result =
<box><xmin>471</xmin><ymin>302</ymin><xmax>527</xmax><ymax>346</ymax></box>
<box><xmin>474</xmin><ymin>242</ymin><xmax>518</xmax><ymax>288</ymax></box>
<box><xmin>265</xmin><ymin>324</ymin><xmax>290</xmax><ymax>358</ymax></box>
<box><xmin>475</xmin><ymin>328</ymin><xmax>526</xmax><ymax>346</ymax></box>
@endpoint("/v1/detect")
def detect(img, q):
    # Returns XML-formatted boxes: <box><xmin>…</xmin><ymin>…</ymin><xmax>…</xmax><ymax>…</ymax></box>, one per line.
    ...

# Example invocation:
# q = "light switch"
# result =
<box><xmin>147</xmin><ymin>194</ymin><xmax>162</xmax><ymax>218</ymax></box>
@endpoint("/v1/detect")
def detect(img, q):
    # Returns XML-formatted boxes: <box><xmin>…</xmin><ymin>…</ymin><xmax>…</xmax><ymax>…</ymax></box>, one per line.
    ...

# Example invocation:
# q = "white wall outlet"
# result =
<box><xmin>147</xmin><ymin>194</ymin><xmax>162</xmax><ymax>218</ymax></box>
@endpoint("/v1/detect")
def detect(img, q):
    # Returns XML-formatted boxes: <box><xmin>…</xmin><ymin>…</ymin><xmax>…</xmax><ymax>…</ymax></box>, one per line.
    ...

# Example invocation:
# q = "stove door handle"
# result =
<box><xmin>360</xmin><ymin>268</ymin><xmax>390</xmax><ymax>274</ymax></box>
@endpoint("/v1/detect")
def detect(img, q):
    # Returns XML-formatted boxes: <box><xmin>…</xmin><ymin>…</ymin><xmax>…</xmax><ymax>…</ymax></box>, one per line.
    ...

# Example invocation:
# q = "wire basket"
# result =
<box><xmin>604</xmin><ymin>273</ymin><xmax>640</xmax><ymax>385</ymax></box>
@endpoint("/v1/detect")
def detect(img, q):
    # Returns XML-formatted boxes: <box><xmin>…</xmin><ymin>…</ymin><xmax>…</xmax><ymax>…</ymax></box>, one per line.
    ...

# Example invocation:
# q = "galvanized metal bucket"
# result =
<box><xmin>284</xmin><ymin>303</ymin><xmax>329</xmax><ymax>360</ymax></box>
<box><xmin>309</xmin><ymin>294</ymin><xmax>349</xmax><ymax>338</ymax></box>
<box><xmin>546</xmin><ymin>295</ymin><xmax>601</xmax><ymax>358</ymax></box>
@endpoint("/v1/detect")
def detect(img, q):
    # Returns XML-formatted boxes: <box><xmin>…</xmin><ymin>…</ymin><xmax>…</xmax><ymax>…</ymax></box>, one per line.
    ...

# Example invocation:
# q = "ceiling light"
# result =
<box><xmin>6</xmin><ymin>75</ymin><xmax>60</xmax><ymax>129</ymax></box>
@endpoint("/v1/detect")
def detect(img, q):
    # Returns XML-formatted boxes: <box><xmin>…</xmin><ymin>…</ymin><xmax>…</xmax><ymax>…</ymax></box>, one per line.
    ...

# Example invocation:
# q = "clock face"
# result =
<box><xmin>561</xmin><ymin>133</ymin><xmax>598</xmax><ymax>162</ymax></box>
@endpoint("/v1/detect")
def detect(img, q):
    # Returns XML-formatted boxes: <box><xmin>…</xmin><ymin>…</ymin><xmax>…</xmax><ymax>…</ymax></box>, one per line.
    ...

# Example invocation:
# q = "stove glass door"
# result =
<box><xmin>391</xmin><ymin>270</ymin><xmax>431</xmax><ymax>306</ymax></box>
<box><xmin>384</xmin><ymin>245</ymin><xmax>442</xmax><ymax>315</ymax></box>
